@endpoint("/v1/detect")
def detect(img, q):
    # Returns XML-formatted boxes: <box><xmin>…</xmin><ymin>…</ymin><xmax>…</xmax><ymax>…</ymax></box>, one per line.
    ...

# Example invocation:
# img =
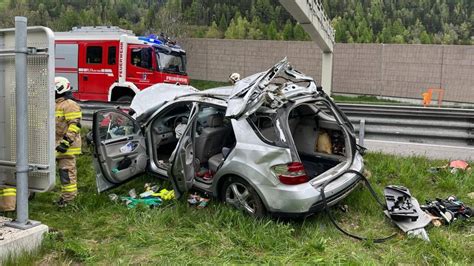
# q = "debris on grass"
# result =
<box><xmin>128</xmin><ymin>189</ymin><xmax>137</xmax><ymax>199</ymax></box>
<box><xmin>427</xmin><ymin>160</ymin><xmax>471</xmax><ymax>175</ymax></box>
<box><xmin>121</xmin><ymin>196</ymin><xmax>162</xmax><ymax>209</ymax></box>
<box><xmin>421</xmin><ymin>196</ymin><xmax>472</xmax><ymax>225</ymax></box>
<box><xmin>155</xmin><ymin>189</ymin><xmax>175</xmax><ymax>200</ymax></box>
<box><xmin>384</xmin><ymin>185</ymin><xmax>432</xmax><ymax>241</ymax></box>
<box><xmin>449</xmin><ymin>160</ymin><xmax>470</xmax><ymax>174</ymax></box>
<box><xmin>108</xmin><ymin>193</ymin><xmax>119</xmax><ymax>203</ymax></box>
<box><xmin>107</xmin><ymin>184</ymin><xmax>175</xmax><ymax>209</ymax></box>
<box><xmin>188</xmin><ymin>193</ymin><xmax>210</xmax><ymax>209</ymax></box>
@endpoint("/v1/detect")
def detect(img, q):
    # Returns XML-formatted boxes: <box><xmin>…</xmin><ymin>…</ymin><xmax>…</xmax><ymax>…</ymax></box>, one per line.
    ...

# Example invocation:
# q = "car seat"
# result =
<box><xmin>194</xmin><ymin>114</ymin><xmax>230</xmax><ymax>164</ymax></box>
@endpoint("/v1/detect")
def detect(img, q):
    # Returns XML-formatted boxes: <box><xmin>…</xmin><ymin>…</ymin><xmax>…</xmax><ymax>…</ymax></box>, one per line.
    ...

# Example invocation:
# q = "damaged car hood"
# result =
<box><xmin>130</xmin><ymin>83</ymin><xmax>199</xmax><ymax>122</ymax></box>
<box><xmin>225</xmin><ymin>58</ymin><xmax>319</xmax><ymax>119</ymax></box>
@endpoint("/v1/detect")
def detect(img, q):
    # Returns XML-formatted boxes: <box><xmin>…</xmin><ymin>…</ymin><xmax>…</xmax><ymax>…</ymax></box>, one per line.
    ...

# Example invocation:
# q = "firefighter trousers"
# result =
<box><xmin>0</xmin><ymin>187</ymin><xmax>16</xmax><ymax>212</ymax></box>
<box><xmin>57</xmin><ymin>155</ymin><xmax>78</xmax><ymax>202</ymax></box>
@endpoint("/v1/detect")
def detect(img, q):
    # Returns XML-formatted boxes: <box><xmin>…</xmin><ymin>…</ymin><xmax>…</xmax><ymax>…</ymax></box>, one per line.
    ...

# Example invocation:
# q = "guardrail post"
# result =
<box><xmin>5</xmin><ymin>16</ymin><xmax>40</xmax><ymax>230</ymax></box>
<box><xmin>359</xmin><ymin>119</ymin><xmax>366</xmax><ymax>147</ymax></box>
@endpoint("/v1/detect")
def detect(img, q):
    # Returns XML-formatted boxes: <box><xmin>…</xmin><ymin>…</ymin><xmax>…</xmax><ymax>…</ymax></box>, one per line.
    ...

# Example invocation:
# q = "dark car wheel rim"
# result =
<box><xmin>225</xmin><ymin>182</ymin><xmax>256</xmax><ymax>214</ymax></box>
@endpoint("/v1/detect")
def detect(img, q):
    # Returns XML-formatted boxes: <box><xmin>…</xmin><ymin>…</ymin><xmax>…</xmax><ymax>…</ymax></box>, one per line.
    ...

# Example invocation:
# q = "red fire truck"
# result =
<box><xmin>55</xmin><ymin>26</ymin><xmax>189</xmax><ymax>102</ymax></box>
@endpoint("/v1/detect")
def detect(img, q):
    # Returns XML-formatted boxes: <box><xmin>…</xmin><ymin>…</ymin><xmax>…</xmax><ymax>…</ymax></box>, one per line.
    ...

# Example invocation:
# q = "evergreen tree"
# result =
<box><xmin>293</xmin><ymin>23</ymin><xmax>310</xmax><ymax>41</ymax></box>
<box><xmin>205</xmin><ymin>21</ymin><xmax>222</xmax><ymax>38</ymax></box>
<box><xmin>420</xmin><ymin>31</ymin><xmax>432</xmax><ymax>44</ymax></box>
<box><xmin>218</xmin><ymin>15</ymin><xmax>227</xmax><ymax>32</ymax></box>
<box><xmin>224</xmin><ymin>15</ymin><xmax>248</xmax><ymax>39</ymax></box>
<box><xmin>266</xmin><ymin>20</ymin><xmax>278</xmax><ymax>40</ymax></box>
<box><xmin>282</xmin><ymin>20</ymin><xmax>293</xmax><ymax>40</ymax></box>
<box><xmin>0</xmin><ymin>0</ymin><xmax>471</xmax><ymax>44</ymax></box>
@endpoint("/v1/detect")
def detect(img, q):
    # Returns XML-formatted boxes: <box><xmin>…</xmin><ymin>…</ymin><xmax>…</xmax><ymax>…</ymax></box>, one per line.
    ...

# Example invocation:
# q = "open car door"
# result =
<box><xmin>168</xmin><ymin>103</ymin><xmax>199</xmax><ymax>199</ymax></box>
<box><xmin>92</xmin><ymin>109</ymin><xmax>148</xmax><ymax>192</ymax></box>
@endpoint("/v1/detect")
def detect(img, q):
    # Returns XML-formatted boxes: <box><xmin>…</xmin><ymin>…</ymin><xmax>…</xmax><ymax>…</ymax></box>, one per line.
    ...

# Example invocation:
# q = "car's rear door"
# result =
<box><xmin>167</xmin><ymin>103</ymin><xmax>199</xmax><ymax>198</ymax></box>
<box><xmin>92</xmin><ymin>109</ymin><xmax>148</xmax><ymax>192</ymax></box>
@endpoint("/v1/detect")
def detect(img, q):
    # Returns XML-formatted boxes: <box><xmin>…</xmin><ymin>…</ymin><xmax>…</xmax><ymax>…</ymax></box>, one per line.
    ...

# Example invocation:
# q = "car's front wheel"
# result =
<box><xmin>221</xmin><ymin>176</ymin><xmax>266</xmax><ymax>217</ymax></box>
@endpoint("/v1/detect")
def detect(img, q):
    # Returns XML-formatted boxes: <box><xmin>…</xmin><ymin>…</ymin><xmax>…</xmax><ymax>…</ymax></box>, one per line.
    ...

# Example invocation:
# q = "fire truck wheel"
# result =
<box><xmin>116</xmin><ymin>95</ymin><xmax>133</xmax><ymax>103</ymax></box>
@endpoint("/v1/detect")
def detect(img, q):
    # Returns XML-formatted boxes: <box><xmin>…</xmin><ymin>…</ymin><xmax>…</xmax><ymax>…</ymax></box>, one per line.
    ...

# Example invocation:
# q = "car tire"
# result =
<box><xmin>116</xmin><ymin>95</ymin><xmax>133</xmax><ymax>103</ymax></box>
<box><xmin>221</xmin><ymin>176</ymin><xmax>266</xmax><ymax>217</ymax></box>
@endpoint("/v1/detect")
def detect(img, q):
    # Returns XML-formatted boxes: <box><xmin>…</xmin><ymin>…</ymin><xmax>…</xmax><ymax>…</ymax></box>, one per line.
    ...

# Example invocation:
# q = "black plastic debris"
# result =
<box><xmin>384</xmin><ymin>185</ymin><xmax>432</xmax><ymax>241</ymax></box>
<box><xmin>384</xmin><ymin>185</ymin><xmax>419</xmax><ymax>221</ymax></box>
<box><xmin>421</xmin><ymin>196</ymin><xmax>472</xmax><ymax>224</ymax></box>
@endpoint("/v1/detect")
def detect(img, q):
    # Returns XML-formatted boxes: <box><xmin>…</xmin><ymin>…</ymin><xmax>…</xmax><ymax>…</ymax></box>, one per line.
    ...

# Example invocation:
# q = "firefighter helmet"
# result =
<box><xmin>55</xmin><ymin>77</ymin><xmax>72</xmax><ymax>95</ymax></box>
<box><xmin>229</xmin><ymin>73</ymin><xmax>241</xmax><ymax>84</ymax></box>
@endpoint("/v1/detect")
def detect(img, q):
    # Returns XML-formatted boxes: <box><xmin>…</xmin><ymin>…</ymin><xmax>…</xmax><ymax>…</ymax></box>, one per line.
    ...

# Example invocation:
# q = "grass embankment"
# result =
<box><xmin>332</xmin><ymin>95</ymin><xmax>401</xmax><ymax>104</ymax></box>
<box><xmin>190</xmin><ymin>80</ymin><xmax>230</xmax><ymax>91</ymax></box>
<box><xmin>5</xmin><ymin>151</ymin><xmax>473</xmax><ymax>264</ymax></box>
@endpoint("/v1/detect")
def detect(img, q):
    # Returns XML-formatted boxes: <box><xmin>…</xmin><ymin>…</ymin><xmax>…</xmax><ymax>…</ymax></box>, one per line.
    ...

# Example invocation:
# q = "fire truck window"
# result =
<box><xmin>156</xmin><ymin>50</ymin><xmax>185</xmax><ymax>74</ymax></box>
<box><xmin>108</xmin><ymin>46</ymin><xmax>117</xmax><ymax>65</ymax></box>
<box><xmin>131</xmin><ymin>48</ymin><xmax>152</xmax><ymax>69</ymax></box>
<box><xmin>86</xmin><ymin>46</ymin><xmax>102</xmax><ymax>64</ymax></box>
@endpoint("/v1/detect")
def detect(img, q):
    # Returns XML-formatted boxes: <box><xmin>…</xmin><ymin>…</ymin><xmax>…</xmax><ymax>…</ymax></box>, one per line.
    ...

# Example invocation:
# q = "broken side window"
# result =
<box><xmin>248</xmin><ymin>112</ymin><xmax>288</xmax><ymax>147</ymax></box>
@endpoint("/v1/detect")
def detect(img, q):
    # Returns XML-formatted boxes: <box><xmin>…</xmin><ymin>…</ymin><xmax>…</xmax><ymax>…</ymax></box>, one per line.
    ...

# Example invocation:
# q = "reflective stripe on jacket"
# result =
<box><xmin>56</xmin><ymin>97</ymin><xmax>82</xmax><ymax>157</ymax></box>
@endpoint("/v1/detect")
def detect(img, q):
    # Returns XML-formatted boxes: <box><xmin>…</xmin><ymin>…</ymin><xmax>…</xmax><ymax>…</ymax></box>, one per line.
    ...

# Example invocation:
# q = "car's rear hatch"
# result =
<box><xmin>226</xmin><ymin>58</ymin><xmax>358</xmax><ymax>186</ymax></box>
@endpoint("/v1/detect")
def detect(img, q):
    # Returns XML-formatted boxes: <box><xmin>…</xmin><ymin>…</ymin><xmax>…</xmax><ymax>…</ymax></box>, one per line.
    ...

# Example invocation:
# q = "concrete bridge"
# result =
<box><xmin>279</xmin><ymin>0</ymin><xmax>335</xmax><ymax>95</ymax></box>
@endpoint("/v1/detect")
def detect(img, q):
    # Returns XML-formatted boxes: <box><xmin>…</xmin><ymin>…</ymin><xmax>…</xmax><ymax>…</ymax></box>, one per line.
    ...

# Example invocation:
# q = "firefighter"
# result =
<box><xmin>229</xmin><ymin>73</ymin><xmax>241</xmax><ymax>84</ymax></box>
<box><xmin>0</xmin><ymin>187</ymin><xmax>16</xmax><ymax>212</ymax></box>
<box><xmin>55</xmin><ymin>77</ymin><xmax>82</xmax><ymax>207</ymax></box>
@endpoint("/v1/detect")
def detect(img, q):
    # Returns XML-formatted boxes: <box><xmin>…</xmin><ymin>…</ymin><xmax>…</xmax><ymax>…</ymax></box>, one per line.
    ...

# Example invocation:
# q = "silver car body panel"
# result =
<box><xmin>130</xmin><ymin>83</ymin><xmax>199</xmax><ymax>120</ymax></box>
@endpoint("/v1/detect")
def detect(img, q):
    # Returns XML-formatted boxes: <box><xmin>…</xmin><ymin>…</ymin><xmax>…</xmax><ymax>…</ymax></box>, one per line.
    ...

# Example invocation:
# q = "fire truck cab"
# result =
<box><xmin>55</xmin><ymin>26</ymin><xmax>189</xmax><ymax>102</ymax></box>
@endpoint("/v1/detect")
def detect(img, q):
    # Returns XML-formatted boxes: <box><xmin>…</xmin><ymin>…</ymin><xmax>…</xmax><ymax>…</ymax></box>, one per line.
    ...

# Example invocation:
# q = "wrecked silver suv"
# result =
<box><xmin>91</xmin><ymin>58</ymin><xmax>364</xmax><ymax>217</ymax></box>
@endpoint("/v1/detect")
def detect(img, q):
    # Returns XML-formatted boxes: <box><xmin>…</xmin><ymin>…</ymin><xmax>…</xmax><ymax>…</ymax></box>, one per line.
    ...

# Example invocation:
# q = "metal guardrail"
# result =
<box><xmin>80</xmin><ymin>102</ymin><xmax>474</xmax><ymax>147</ymax></box>
<box><xmin>339</xmin><ymin>104</ymin><xmax>474</xmax><ymax>147</ymax></box>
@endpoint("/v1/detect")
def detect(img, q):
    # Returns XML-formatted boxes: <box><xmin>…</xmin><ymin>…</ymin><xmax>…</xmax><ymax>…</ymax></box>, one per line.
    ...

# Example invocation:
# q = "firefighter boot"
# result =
<box><xmin>57</xmin><ymin>156</ymin><xmax>78</xmax><ymax>204</ymax></box>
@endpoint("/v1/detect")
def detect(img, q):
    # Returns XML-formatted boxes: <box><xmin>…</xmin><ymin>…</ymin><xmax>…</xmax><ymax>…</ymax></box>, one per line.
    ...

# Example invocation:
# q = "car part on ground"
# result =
<box><xmin>383</xmin><ymin>186</ymin><xmax>432</xmax><ymax>241</ymax></box>
<box><xmin>421</xmin><ymin>196</ymin><xmax>472</xmax><ymax>224</ymax></box>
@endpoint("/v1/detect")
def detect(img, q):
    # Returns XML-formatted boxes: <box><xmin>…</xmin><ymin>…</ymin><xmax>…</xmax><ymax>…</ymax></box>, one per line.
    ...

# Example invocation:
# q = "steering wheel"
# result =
<box><xmin>173</xmin><ymin>115</ymin><xmax>188</xmax><ymax>129</ymax></box>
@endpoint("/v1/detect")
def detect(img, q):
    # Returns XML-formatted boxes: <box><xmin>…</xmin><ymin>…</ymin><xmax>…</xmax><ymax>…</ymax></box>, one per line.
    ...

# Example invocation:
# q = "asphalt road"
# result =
<box><xmin>362</xmin><ymin>139</ymin><xmax>474</xmax><ymax>161</ymax></box>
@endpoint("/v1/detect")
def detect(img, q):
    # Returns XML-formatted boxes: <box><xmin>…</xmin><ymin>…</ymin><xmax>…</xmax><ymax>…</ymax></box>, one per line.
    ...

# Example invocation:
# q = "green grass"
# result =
<box><xmin>190</xmin><ymin>79</ymin><xmax>230</xmax><ymax>91</ymax></box>
<box><xmin>3</xmin><ymin>151</ymin><xmax>473</xmax><ymax>264</ymax></box>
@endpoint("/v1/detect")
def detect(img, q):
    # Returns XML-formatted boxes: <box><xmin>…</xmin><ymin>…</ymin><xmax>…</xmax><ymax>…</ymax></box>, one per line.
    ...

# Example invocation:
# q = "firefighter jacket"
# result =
<box><xmin>55</xmin><ymin>97</ymin><xmax>82</xmax><ymax>157</ymax></box>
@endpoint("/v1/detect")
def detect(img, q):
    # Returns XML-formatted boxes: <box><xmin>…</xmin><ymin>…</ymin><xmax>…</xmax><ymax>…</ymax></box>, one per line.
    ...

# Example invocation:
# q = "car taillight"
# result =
<box><xmin>272</xmin><ymin>162</ymin><xmax>309</xmax><ymax>185</ymax></box>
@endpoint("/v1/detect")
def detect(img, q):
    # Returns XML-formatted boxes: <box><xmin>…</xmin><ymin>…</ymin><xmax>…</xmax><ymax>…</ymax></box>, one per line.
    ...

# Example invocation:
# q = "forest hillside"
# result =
<box><xmin>0</xmin><ymin>0</ymin><xmax>472</xmax><ymax>44</ymax></box>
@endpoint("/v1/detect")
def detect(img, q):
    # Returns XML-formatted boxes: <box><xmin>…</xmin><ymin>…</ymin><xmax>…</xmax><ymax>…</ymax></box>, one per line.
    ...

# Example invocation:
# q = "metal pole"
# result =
<box><xmin>6</xmin><ymin>16</ymin><xmax>40</xmax><ymax>230</ymax></box>
<box><xmin>359</xmin><ymin>119</ymin><xmax>366</xmax><ymax>147</ymax></box>
<box><xmin>14</xmin><ymin>16</ymin><xmax>29</xmax><ymax>226</ymax></box>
